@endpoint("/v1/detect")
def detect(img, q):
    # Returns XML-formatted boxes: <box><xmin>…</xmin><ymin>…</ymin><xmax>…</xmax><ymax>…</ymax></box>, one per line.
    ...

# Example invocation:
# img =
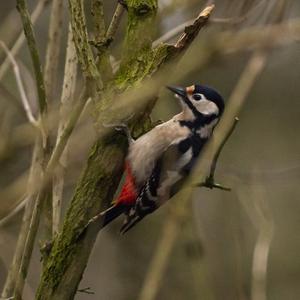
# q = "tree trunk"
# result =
<box><xmin>35</xmin><ymin>1</ymin><xmax>213</xmax><ymax>298</ymax></box>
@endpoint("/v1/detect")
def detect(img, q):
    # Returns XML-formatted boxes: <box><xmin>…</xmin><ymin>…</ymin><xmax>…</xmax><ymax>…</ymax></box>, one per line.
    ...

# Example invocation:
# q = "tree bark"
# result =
<box><xmin>35</xmin><ymin>1</ymin><xmax>213</xmax><ymax>299</ymax></box>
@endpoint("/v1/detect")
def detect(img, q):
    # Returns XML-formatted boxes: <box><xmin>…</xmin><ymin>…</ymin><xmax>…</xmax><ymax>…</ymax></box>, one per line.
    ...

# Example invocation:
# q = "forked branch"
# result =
<box><xmin>197</xmin><ymin>117</ymin><xmax>239</xmax><ymax>191</ymax></box>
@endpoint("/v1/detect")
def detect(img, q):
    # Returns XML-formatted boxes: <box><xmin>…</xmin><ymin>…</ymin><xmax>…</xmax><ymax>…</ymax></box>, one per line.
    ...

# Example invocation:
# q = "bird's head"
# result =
<box><xmin>167</xmin><ymin>84</ymin><xmax>224</xmax><ymax>121</ymax></box>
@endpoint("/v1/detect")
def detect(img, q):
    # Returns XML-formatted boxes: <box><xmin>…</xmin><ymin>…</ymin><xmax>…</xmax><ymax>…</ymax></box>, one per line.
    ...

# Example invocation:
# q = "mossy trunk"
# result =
<box><xmin>35</xmin><ymin>134</ymin><xmax>127</xmax><ymax>299</ymax></box>
<box><xmin>35</xmin><ymin>1</ymin><xmax>158</xmax><ymax>299</ymax></box>
<box><xmin>35</xmin><ymin>1</ymin><xmax>212</xmax><ymax>298</ymax></box>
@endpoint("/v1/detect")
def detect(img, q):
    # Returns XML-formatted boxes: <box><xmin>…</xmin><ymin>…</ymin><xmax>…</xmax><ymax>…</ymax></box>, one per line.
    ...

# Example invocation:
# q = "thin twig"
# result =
<box><xmin>236</xmin><ymin>173</ymin><xmax>274</xmax><ymax>300</ymax></box>
<box><xmin>47</xmin><ymin>85</ymin><xmax>89</xmax><ymax>174</ymax></box>
<box><xmin>0</xmin><ymin>41</ymin><xmax>38</xmax><ymax>126</ymax></box>
<box><xmin>197</xmin><ymin>117</ymin><xmax>239</xmax><ymax>191</ymax></box>
<box><xmin>16</xmin><ymin>0</ymin><xmax>47</xmax><ymax>114</ymax></box>
<box><xmin>44</xmin><ymin>0</ymin><xmax>64</xmax><ymax>101</ymax></box>
<box><xmin>1</xmin><ymin>139</ymin><xmax>43</xmax><ymax>299</ymax></box>
<box><xmin>105</xmin><ymin>3</ymin><xmax>125</xmax><ymax>46</ymax></box>
<box><xmin>0</xmin><ymin>0</ymin><xmax>50</xmax><ymax>80</ymax></box>
<box><xmin>77</xmin><ymin>287</ymin><xmax>95</xmax><ymax>295</ymax></box>
<box><xmin>152</xmin><ymin>0</ymin><xmax>268</xmax><ymax>48</ymax></box>
<box><xmin>152</xmin><ymin>19</ymin><xmax>192</xmax><ymax>47</ymax></box>
<box><xmin>3</xmin><ymin>1</ymin><xmax>50</xmax><ymax>298</ymax></box>
<box><xmin>251</xmin><ymin>226</ymin><xmax>274</xmax><ymax>300</ymax></box>
<box><xmin>137</xmin><ymin>212</ymin><xmax>182</xmax><ymax>300</ymax></box>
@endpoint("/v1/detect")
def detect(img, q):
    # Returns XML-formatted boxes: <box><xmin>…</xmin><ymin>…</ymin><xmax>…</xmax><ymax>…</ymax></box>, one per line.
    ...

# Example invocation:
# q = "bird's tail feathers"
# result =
<box><xmin>101</xmin><ymin>204</ymin><xmax>125</xmax><ymax>228</ymax></box>
<box><xmin>120</xmin><ymin>215</ymin><xmax>142</xmax><ymax>234</ymax></box>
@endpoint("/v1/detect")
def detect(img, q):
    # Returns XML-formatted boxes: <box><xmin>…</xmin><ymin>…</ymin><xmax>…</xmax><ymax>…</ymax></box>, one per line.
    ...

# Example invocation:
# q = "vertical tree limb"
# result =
<box><xmin>0</xmin><ymin>0</ymin><xmax>50</xmax><ymax>80</ymax></box>
<box><xmin>4</xmin><ymin>0</ymin><xmax>50</xmax><ymax>298</ymax></box>
<box><xmin>44</xmin><ymin>0</ymin><xmax>64</xmax><ymax>101</ymax></box>
<box><xmin>68</xmin><ymin>0</ymin><xmax>101</xmax><ymax>88</ymax></box>
<box><xmin>16</xmin><ymin>0</ymin><xmax>47</xmax><ymax>114</ymax></box>
<box><xmin>52</xmin><ymin>24</ymin><xmax>78</xmax><ymax>235</ymax></box>
<box><xmin>1</xmin><ymin>140</ymin><xmax>43</xmax><ymax>299</ymax></box>
<box><xmin>43</xmin><ymin>0</ymin><xmax>64</xmax><ymax>241</ymax></box>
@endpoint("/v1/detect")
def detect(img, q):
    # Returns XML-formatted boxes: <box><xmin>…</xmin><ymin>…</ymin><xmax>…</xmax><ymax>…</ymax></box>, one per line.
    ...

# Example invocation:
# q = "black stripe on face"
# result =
<box><xmin>179</xmin><ymin>113</ymin><xmax>217</xmax><ymax>132</ymax></box>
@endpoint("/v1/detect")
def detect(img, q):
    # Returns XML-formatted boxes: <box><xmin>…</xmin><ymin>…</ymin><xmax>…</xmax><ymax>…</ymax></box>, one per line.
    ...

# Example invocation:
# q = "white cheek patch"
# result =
<box><xmin>187</xmin><ymin>95</ymin><xmax>219</xmax><ymax>115</ymax></box>
<box><xmin>196</xmin><ymin>99</ymin><xmax>219</xmax><ymax>115</ymax></box>
<box><xmin>198</xmin><ymin>100</ymin><xmax>219</xmax><ymax>115</ymax></box>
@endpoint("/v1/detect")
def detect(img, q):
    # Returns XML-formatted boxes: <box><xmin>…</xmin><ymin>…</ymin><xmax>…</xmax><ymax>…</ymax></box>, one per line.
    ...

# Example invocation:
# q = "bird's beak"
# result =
<box><xmin>166</xmin><ymin>85</ymin><xmax>186</xmax><ymax>98</ymax></box>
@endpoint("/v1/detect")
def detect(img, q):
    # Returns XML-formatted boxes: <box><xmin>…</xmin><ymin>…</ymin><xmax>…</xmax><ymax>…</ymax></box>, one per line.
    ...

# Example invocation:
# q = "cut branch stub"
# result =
<box><xmin>175</xmin><ymin>4</ymin><xmax>215</xmax><ymax>50</ymax></box>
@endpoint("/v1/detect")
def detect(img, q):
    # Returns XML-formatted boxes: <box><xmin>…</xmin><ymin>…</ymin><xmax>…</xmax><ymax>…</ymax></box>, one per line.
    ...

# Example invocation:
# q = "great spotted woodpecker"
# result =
<box><xmin>95</xmin><ymin>84</ymin><xmax>224</xmax><ymax>234</ymax></box>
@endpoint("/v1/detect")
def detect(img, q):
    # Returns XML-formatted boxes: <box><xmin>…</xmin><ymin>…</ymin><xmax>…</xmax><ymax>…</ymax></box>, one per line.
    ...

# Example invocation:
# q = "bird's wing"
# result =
<box><xmin>120</xmin><ymin>135</ymin><xmax>205</xmax><ymax>234</ymax></box>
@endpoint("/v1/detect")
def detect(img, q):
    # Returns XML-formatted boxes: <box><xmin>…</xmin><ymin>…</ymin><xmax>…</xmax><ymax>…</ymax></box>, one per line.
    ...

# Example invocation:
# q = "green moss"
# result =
<box><xmin>36</xmin><ymin>134</ymin><xmax>127</xmax><ymax>299</ymax></box>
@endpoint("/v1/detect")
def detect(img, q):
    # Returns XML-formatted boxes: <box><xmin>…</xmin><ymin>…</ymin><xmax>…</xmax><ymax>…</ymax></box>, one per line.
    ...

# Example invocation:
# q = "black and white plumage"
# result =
<box><xmin>101</xmin><ymin>84</ymin><xmax>225</xmax><ymax>234</ymax></box>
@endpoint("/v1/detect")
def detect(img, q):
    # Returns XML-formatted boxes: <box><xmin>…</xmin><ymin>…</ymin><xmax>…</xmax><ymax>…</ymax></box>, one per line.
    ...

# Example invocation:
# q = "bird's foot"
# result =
<box><xmin>197</xmin><ymin>175</ymin><xmax>231</xmax><ymax>191</ymax></box>
<box><xmin>118</xmin><ymin>0</ymin><xmax>128</xmax><ymax>10</ymax></box>
<box><xmin>102</xmin><ymin>121</ymin><xmax>133</xmax><ymax>143</ymax></box>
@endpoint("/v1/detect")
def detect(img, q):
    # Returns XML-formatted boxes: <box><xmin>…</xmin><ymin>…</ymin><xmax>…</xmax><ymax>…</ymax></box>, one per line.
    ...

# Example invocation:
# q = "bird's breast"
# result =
<box><xmin>127</xmin><ymin>119</ymin><xmax>190</xmax><ymax>186</ymax></box>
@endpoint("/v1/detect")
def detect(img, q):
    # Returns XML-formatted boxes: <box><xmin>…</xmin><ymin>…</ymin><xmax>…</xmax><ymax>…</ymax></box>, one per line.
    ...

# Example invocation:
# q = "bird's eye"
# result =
<box><xmin>192</xmin><ymin>94</ymin><xmax>202</xmax><ymax>101</ymax></box>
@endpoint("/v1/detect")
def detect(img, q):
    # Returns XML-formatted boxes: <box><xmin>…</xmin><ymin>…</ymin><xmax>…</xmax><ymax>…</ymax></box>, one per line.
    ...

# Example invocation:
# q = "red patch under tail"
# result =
<box><xmin>115</xmin><ymin>161</ymin><xmax>137</xmax><ymax>205</ymax></box>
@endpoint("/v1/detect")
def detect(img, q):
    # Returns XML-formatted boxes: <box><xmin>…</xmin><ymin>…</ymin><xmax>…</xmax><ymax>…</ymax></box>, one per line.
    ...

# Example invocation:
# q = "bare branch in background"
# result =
<box><xmin>197</xmin><ymin>117</ymin><xmax>239</xmax><ymax>191</ymax></box>
<box><xmin>236</xmin><ymin>173</ymin><xmax>274</xmax><ymax>300</ymax></box>
<box><xmin>52</xmin><ymin>24</ymin><xmax>78</xmax><ymax>235</ymax></box>
<box><xmin>44</xmin><ymin>0</ymin><xmax>64</xmax><ymax>101</ymax></box>
<box><xmin>138</xmin><ymin>210</ymin><xmax>182</xmax><ymax>300</ymax></box>
<box><xmin>0</xmin><ymin>41</ymin><xmax>38</xmax><ymax>126</ymax></box>
<box><xmin>1</xmin><ymin>139</ymin><xmax>43</xmax><ymax>299</ymax></box>
<box><xmin>2</xmin><ymin>0</ymin><xmax>50</xmax><ymax>298</ymax></box>
<box><xmin>0</xmin><ymin>0</ymin><xmax>50</xmax><ymax>81</ymax></box>
<box><xmin>105</xmin><ymin>3</ymin><xmax>125</xmax><ymax>46</ymax></box>
<box><xmin>42</xmin><ymin>0</ymin><xmax>64</xmax><ymax>242</ymax></box>
<box><xmin>251</xmin><ymin>221</ymin><xmax>274</xmax><ymax>300</ymax></box>
<box><xmin>153</xmin><ymin>0</ymin><xmax>268</xmax><ymax>47</ymax></box>
<box><xmin>16</xmin><ymin>0</ymin><xmax>47</xmax><ymax>115</ymax></box>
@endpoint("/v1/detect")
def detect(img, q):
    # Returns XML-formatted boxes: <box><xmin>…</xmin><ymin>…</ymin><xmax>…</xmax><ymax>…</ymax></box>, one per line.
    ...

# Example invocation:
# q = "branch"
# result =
<box><xmin>16</xmin><ymin>0</ymin><xmax>47</xmax><ymax>114</ymax></box>
<box><xmin>43</xmin><ymin>0</ymin><xmax>65</xmax><ymax>240</ymax></box>
<box><xmin>174</xmin><ymin>5</ymin><xmax>215</xmax><ymax>50</ymax></box>
<box><xmin>138</xmin><ymin>212</ymin><xmax>181</xmax><ymax>300</ymax></box>
<box><xmin>236</xmin><ymin>173</ymin><xmax>274</xmax><ymax>300</ymax></box>
<box><xmin>105</xmin><ymin>3</ymin><xmax>125</xmax><ymax>46</ymax></box>
<box><xmin>77</xmin><ymin>287</ymin><xmax>95</xmax><ymax>295</ymax></box>
<box><xmin>0</xmin><ymin>41</ymin><xmax>37</xmax><ymax>126</ymax></box>
<box><xmin>0</xmin><ymin>0</ymin><xmax>50</xmax><ymax>81</ymax></box>
<box><xmin>197</xmin><ymin>117</ymin><xmax>239</xmax><ymax>191</ymax></box>
<box><xmin>90</xmin><ymin>0</ymin><xmax>106</xmax><ymax>46</ymax></box>
<box><xmin>1</xmin><ymin>140</ymin><xmax>43</xmax><ymax>299</ymax></box>
<box><xmin>2</xmin><ymin>1</ymin><xmax>50</xmax><ymax>298</ymax></box>
<box><xmin>52</xmin><ymin>24</ymin><xmax>78</xmax><ymax>235</ymax></box>
<box><xmin>44</xmin><ymin>0</ymin><xmax>64</xmax><ymax>101</ymax></box>
<box><xmin>68</xmin><ymin>0</ymin><xmax>101</xmax><ymax>88</ymax></box>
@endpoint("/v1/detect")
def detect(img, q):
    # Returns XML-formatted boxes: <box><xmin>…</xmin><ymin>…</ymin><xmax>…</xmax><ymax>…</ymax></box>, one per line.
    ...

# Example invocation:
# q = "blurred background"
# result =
<box><xmin>0</xmin><ymin>0</ymin><xmax>300</xmax><ymax>299</ymax></box>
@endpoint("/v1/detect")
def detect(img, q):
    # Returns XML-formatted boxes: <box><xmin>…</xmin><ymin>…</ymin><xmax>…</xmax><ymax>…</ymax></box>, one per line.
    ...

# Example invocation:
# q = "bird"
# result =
<box><xmin>90</xmin><ymin>84</ymin><xmax>225</xmax><ymax>234</ymax></box>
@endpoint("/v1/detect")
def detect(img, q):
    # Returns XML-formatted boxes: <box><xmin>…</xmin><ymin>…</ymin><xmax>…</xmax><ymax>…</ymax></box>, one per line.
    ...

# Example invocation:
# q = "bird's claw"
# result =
<box><xmin>118</xmin><ymin>0</ymin><xmax>128</xmax><ymax>10</ymax></box>
<box><xmin>196</xmin><ymin>176</ymin><xmax>231</xmax><ymax>191</ymax></box>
